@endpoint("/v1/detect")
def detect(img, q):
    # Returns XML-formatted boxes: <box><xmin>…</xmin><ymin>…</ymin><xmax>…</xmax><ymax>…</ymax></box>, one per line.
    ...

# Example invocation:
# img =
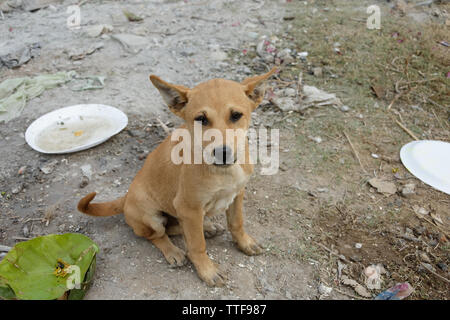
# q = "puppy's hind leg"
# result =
<box><xmin>125</xmin><ymin>207</ymin><xmax>186</xmax><ymax>267</ymax></box>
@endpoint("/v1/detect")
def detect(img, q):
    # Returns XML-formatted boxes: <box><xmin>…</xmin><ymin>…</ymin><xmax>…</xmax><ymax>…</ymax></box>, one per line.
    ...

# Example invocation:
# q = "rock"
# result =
<box><xmin>39</xmin><ymin>160</ymin><xmax>58</xmax><ymax>174</ymax></box>
<box><xmin>340</xmin><ymin>105</ymin><xmax>350</xmax><ymax>112</ymax></box>
<box><xmin>437</xmin><ymin>262</ymin><xmax>448</xmax><ymax>272</ymax></box>
<box><xmin>419</xmin><ymin>252</ymin><xmax>431</xmax><ymax>263</ymax></box>
<box><xmin>11</xmin><ymin>185</ymin><xmax>22</xmax><ymax>194</ymax></box>
<box><xmin>401</xmin><ymin>183</ymin><xmax>416</xmax><ymax>197</ymax></box>
<box><xmin>23</xmin><ymin>225</ymin><xmax>29</xmax><ymax>237</ymax></box>
<box><xmin>79</xmin><ymin>176</ymin><xmax>89</xmax><ymax>189</ymax></box>
<box><xmin>368</xmin><ymin>178</ymin><xmax>397</xmax><ymax>195</ymax></box>
<box><xmin>313</xmin><ymin>67</ymin><xmax>323</xmax><ymax>77</ymax></box>
<box><xmin>413</xmin><ymin>205</ymin><xmax>429</xmax><ymax>216</ymax></box>
<box><xmin>350</xmin><ymin>255</ymin><xmax>362</xmax><ymax>263</ymax></box>
<box><xmin>318</xmin><ymin>283</ymin><xmax>333</xmax><ymax>296</ymax></box>
<box><xmin>308</xmin><ymin>136</ymin><xmax>322</xmax><ymax>144</ymax></box>
<box><xmin>210</xmin><ymin>50</ymin><xmax>228</xmax><ymax>61</ymax></box>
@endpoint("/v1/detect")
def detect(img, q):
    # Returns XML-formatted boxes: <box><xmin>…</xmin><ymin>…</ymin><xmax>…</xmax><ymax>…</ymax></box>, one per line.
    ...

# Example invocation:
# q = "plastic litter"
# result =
<box><xmin>374</xmin><ymin>282</ymin><xmax>414</xmax><ymax>300</ymax></box>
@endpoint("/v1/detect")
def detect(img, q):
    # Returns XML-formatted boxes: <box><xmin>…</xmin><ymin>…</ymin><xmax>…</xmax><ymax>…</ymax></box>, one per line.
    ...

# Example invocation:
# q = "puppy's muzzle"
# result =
<box><xmin>213</xmin><ymin>145</ymin><xmax>235</xmax><ymax>166</ymax></box>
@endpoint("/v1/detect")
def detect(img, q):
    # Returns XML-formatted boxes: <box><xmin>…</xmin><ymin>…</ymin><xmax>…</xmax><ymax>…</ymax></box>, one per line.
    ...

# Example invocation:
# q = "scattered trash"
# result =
<box><xmin>70</xmin><ymin>75</ymin><xmax>106</xmax><ymax>91</ymax></box>
<box><xmin>67</xmin><ymin>43</ymin><xmax>104</xmax><ymax>61</ymax></box>
<box><xmin>271</xmin><ymin>85</ymin><xmax>342</xmax><ymax>112</ymax></box>
<box><xmin>371</xmin><ymin>153</ymin><xmax>379</xmax><ymax>159</ymax></box>
<box><xmin>39</xmin><ymin>160</ymin><xmax>58</xmax><ymax>174</ymax></box>
<box><xmin>368</xmin><ymin>178</ymin><xmax>397</xmax><ymax>195</ymax></box>
<box><xmin>256</xmin><ymin>40</ymin><xmax>276</xmax><ymax>63</ymax></box>
<box><xmin>341</xmin><ymin>275</ymin><xmax>372</xmax><ymax>298</ymax></box>
<box><xmin>0</xmin><ymin>42</ymin><xmax>41</xmax><ymax>69</ymax></box>
<box><xmin>355</xmin><ymin>243</ymin><xmax>362</xmax><ymax>249</ymax></box>
<box><xmin>364</xmin><ymin>264</ymin><xmax>386</xmax><ymax>290</ymax></box>
<box><xmin>22</xmin><ymin>0</ymin><xmax>59</xmax><ymax>12</ymax></box>
<box><xmin>374</xmin><ymin>282</ymin><xmax>414</xmax><ymax>300</ymax></box>
<box><xmin>84</xmin><ymin>24</ymin><xmax>113</xmax><ymax>38</ymax></box>
<box><xmin>318</xmin><ymin>283</ymin><xmax>333</xmax><ymax>296</ymax></box>
<box><xmin>123</xmin><ymin>9</ymin><xmax>143</xmax><ymax>22</ymax></box>
<box><xmin>0</xmin><ymin>71</ymin><xmax>76</xmax><ymax>122</ymax></box>
<box><xmin>111</xmin><ymin>33</ymin><xmax>147</xmax><ymax>53</ymax></box>
<box><xmin>308</xmin><ymin>136</ymin><xmax>322</xmax><ymax>144</ymax></box>
<box><xmin>412</xmin><ymin>205</ymin><xmax>429</xmax><ymax>216</ymax></box>
<box><xmin>340</xmin><ymin>105</ymin><xmax>350</xmax><ymax>112</ymax></box>
<box><xmin>0</xmin><ymin>233</ymin><xmax>98</xmax><ymax>300</ymax></box>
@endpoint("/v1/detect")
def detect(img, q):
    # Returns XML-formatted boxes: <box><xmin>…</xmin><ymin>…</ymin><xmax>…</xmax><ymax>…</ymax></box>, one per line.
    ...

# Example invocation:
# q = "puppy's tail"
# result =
<box><xmin>77</xmin><ymin>192</ymin><xmax>125</xmax><ymax>217</ymax></box>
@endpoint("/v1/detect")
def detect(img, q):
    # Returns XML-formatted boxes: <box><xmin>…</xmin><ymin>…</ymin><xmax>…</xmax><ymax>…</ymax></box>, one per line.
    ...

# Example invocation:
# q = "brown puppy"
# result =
<box><xmin>78</xmin><ymin>68</ymin><xmax>277</xmax><ymax>286</ymax></box>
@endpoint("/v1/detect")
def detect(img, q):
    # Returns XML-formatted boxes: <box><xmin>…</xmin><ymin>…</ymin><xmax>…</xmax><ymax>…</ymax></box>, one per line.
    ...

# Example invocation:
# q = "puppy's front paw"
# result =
<box><xmin>198</xmin><ymin>263</ymin><xmax>227</xmax><ymax>287</ymax></box>
<box><xmin>163</xmin><ymin>246</ymin><xmax>187</xmax><ymax>267</ymax></box>
<box><xmin>235</xmin><ymin>233</ymin><xmax>263</xmax><ymax>256</ymax></box>
<box><xmin>191</xmin><ymin>254</ymin><xmax>227</xmax><ymax>286</ymax></box>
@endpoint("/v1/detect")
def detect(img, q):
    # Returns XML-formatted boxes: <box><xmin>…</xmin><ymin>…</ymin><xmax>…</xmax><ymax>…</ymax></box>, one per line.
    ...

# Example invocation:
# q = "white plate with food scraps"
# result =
<box><xmin>25</xmin><ymin>104</ymin><xmax>128</xmax><ymax>154</ymax></box>
<box><xmin>400</xmin><ymin>140</ymin><xmax>450</xmax><ymax>195</ymax></box>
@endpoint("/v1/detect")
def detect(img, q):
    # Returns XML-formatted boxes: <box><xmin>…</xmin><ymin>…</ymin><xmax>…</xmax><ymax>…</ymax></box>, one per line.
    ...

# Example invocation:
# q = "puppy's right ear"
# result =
<box><xmin>150</xmin><ymin>75</ymin><xmax>190</xmax><ymax>117</ymax></box>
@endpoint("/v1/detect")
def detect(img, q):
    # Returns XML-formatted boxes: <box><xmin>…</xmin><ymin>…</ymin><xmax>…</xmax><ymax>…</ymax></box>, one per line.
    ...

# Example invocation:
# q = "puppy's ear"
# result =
<box><xmin>150</xmin><ymin>75</ymin><xmax>190</xmax><ymax>117</ymax></box>
<box><xmin>241</xmin><ymin>67</ymin><xmax>277</xmax><ymax>109</ymax></box>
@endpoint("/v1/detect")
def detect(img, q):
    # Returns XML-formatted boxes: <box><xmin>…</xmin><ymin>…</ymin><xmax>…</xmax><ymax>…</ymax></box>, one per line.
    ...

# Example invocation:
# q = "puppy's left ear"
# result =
<box><xmin>241</xmin><ymin>67</ymin><xmax>277</xmax><ymax>109</ymax></box>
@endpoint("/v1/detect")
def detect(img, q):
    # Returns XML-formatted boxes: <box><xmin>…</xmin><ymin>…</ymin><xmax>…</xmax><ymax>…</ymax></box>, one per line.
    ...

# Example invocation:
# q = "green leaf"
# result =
<box><xmin>0</xmin><ymin>233</ymin><xmax>98</xmax><ymax>300</ymax></box>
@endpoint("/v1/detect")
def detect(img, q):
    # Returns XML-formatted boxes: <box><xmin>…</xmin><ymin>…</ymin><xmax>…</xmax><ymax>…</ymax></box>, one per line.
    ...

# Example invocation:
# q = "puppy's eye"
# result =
<box><xmin>230</xmin><ymin>111</ymin><xmax>243</xmax><ymax>122</ymax></box>
<box><xmin>194</xmin><ymin>115</ymin><xmax>208</xmax><ymax>126</ymax></box>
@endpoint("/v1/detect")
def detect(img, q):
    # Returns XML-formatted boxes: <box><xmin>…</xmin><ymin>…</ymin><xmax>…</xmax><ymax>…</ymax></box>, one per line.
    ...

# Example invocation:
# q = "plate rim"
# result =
<box><xmin>400</xmin><ymin>140</ymin><xmax>450</xmax><ymax>195</ymax></box>
<box><xmin>25</xmin><ymin>104</ymin><xmax>128</xmax><ymax>154</ymax></box>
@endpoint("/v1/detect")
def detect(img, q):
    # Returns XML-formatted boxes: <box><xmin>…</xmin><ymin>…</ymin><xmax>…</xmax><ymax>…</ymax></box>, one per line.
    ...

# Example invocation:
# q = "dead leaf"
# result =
<box><xmin>341</xmin><ymin>275</ymin><xmax>372</xmax><ymax>298</ymax></box>
<box><xmin>371</xmin><ymin>85</ymin><xmax>385</xmax><ymax>99</ymax></box>
<box><xmin>368</xmin><ymin>178</ymin><xmax>397</xmax><ymax>195</ymax></box>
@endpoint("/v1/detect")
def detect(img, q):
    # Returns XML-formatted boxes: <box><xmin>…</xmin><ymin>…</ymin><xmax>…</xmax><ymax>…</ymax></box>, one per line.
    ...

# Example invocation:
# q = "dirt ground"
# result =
<box><xmin>1</xmin><ymin>0</ymin><xmax>449</xmax><ymax>300</ymax></box>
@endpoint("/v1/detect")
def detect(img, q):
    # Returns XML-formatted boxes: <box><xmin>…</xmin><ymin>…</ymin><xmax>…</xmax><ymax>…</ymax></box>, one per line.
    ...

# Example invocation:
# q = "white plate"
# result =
<box><xmin>25</xmin><ymin>104</ymin><xmax>128</xmax><ymax>154</ymax></box>
<box><xmin>400</xmin><ymin>140</ymin><xmax>450</xmax><ymax>195</ymax></box>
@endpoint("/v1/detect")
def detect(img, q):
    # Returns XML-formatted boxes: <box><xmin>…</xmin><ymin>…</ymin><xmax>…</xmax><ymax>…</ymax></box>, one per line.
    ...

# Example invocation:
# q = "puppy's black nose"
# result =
<box><xmin>213</xmin><ymin>145</ymin><xmax>234</xmax><ymax>165</ymax></box>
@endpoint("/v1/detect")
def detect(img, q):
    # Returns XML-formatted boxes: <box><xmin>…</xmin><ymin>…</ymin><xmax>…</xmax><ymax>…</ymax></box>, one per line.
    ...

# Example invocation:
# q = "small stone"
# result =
<box><xmin>340</xmin><ymin>105</ymin><xmax>350</xmax><ymax>112</ymax></box>
<box><xmin>23</xmin><ymin>225</ymin><xmax>29</xmax><ymax>237</ymax></box>
<box><xmin>39</xmin><ymin>160</ymin><xmax>58</xmax><ymax>174</ymax></box>
<box><xmin>285</xmin><ymin>290</ymin><xmax>292</xmax><ymax>299</ymax></box>
<box><xmin>318</xmin><ymin>283</ymin><xmax>333</xmax><ymax>296</ymax></box>
<box><xmin>350</xmin><ymin>255</ymin><xmax>362</xmax><ymax>263</ymax></box>
<box><xmin>313</xmin><ymin>67</ymin><xmax>323</xmax><ymax>77</ymax></box>
<box><xmin>79</xmin><ymin>176</ymin><xmax>89</xmax><ymax>189</ymax></box>
<box><xmin>308</xmin><ymin>136</ymin><xmax>322</xmax><ymax>144</ymax></box>
<box><xmin>437</xmin><ymin>262</ymin><xmax>448</xmax><ymax>272</ymax></box>
<box><xmin>11</xmin><ymin>185</ymin><xmax>22</xmax><ymax>194</ymax></box>
<box><xmin>419</xmin><ymin>252</ymin><xmax>431</xmax><ymax>263</ymax></box>
<box><xmin>401</xmin><ymin>183</ymin><xmax>416</xmax><ymax>197</ymax></box>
